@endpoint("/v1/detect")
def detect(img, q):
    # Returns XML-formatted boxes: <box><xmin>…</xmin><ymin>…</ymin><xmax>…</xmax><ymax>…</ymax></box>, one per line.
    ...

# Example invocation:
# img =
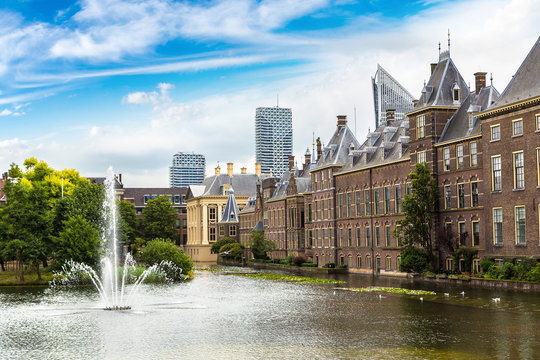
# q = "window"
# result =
<box><xmin>493</xmin><ymin>208</ymin><xmax>503</xmax><ymax>245</ymax></box>
<box><xmin>443</xmin><ymin>148</ymin><xmax>450</xmax><ymax>171</ymax></box>
<box><xmin>374</xmin><ymin>188</ymin><xmax>380</xmax><ymax>215</ymax></box>
<box><xmin>307</xmin><ymin>204</ymin><xmax>312</xmax><ymax>222</ymax></box>
<box><xmin>230</xmin><ymin>226</ymin><xmax>236</xmax><ymax>236</ymax></box>
<box><xmin>356</xmin><ymin>227</ymin><xmax>361</xmax><ymax>247</ymax></box>
<box><xmin>365</xmin><ymin>227</ymin><xmax>371</xmax><ymax>247</ymax></box>
<box><xmin>470</xmin><ymin>142</ymin><xmax>477</xmax><ymax>167</ymax></box>
<box><xmin>174</xmin><ymin>195</ymin><xmax>180</xmax><ymax>204</ymax></box>
<box><xmin>491</xmin><ymin>124</ymin><xmax>500</xmax><ymax>141</ymax></box>
<box><xmin>417</xmin><ymin>115</ymin><xmax>425</xmax><ymax>138</ymax></box>
<box><xmin>347</xmin><ymin>193</ymin><xmax>352</xmax><ymax>217</ymax></box>
<box><xmin>384</xmin><ymin>186</ymin><xmax>390</xmax><ymax>214</ymax></box>
<box><xmin>513</xmin><ymin>151</ymin><xmax>524</xmax><ymax>189</ymax></box>
<box><xmin>321</xmin><ymin>229</ymin><xmax>325</xmax><ymax>247</ymax></box>
<box><xmin>406</xmin><ymin>182</ymin><xmax>412</xmax><ymax>195</ymax></box>
<box><xmin>512</xmin><ymin>119</ymin><xmax>523</xmax><ymax>136</ymax></box>
<box><xmin>328</xmin><ymin>199</ymin><xmax>332</xmax><ymax>219</ymax></box>
<box><xmin>356</xmin><ymin>255</ymin><xmax>362</xmax><ymax>268</ymax></box>
<box><xmin>315</xmin><ymin>229</ymin><xmax>319</xmax><ymax>247</ymax></box>
<box><xmin>339</xmin><ymin>194</ymin><xmax>344</xmax><ymax>218</ymax></box>
<box><xmin>356</xmin><ymin>191</ymin><xmax>361</xmax><ymax>216</ymax></box>
<box><xmin>446</xmin><ymin>258</ymin><xmax>454</xmax><ymax>271</ymax></box>
<box><xmin>468</xmin><ymin>113</ymin><xmax>474</xmax><ymax>129</ymax></box>
<box><xmin>183</xmin><ymin>219</ymin><xmax>187</xmax><ymax>229</ymax></box>
<box><xmin>176</xmin><ymin>219</ymin><xmax>180</xmax><ymax>229</ymax></box>
<box><xmin>375</xmin><ymin>226</ymin><xmax>380</xmax><ymax>247</ymax></box>
<box><xmin>209</xmin><ymin>207</ymin><xmax>216</xmax><ymax>221</ymax></box>
<box><xmin>209</xmin><ymin>227</ymin><xmax>216</xmax><ymax>242</ymax></box>
<box><xmin>471</xmin><ymin>182</ymin><xmax>478</xmax><ymax>207</ymax></box>
<box><xmin>339</xmin><ymin>228</ymin><xmax>343</xmax><ymax>247</ymax></box>
<box><xmin>458</xmin><ymin>183</ymin><xmax>465</xmax><ymax>208</ymax></box>
<box><xmin>537</xmin><ymin>148</ymin><xmax>540</xmax><ymax>186</ymax></box>
<box><xmin>472</xmin><ymin>221</ymin><xmax>479</xmax><ymax>246</ymax></box>
<box><xmin>395</xmin><ymin>185</ymin><xmax>402</xmax><ymax>213</ymax></box>
<box><xmin>417</xmin><ymin>150</ymin><xmax>426</xmax><ymax>164</ymax></box>
<box><xmin>364</xmin><ymin>190</ymin><xmax>370</xmax><ymax>215</ymax></box>
<box><xmin>348</xmin><ymin>228</ymin><xmax>352</xmax><ymax>247</ymax></box>
<box><xmin>459</xmin><ymin>222</ymin><xmax>466</xmax><ymax>246</ymax></box>
<box><xmin>181</xmin><ymin>195</ymin><xmax>185</xmax><ymax>203</ymax></box>
<box><xmin>515</xmin><ymin>206</ymin><xmax>526</xmax><ymax>245</ymax></box>
<box><xmin>314</xmin><ymin>201</ymin><xmax>318</xmax><ymax>220</ymax></box>
<box><xmin>444</xmin><ymin>185</ymin><xmax>451</xmax><ymax>209</ymax></box>
<box><xmin>143</xmin><ymin>195</ymin><xmax>150</xmax><ymax>204</ymax></box>
<box><xmin>457</xmin><ymin>145</ymin><xmax>464</xmax><ymax>169</ymax></box>
<box><xmin>537</xmin><ymin>114</ymin><xmax>540</xmax><ymax>131</ymax></box>
<box><xmin>308</xmin><ymin>230</ymin><xmax>313</xmax><ymax>247</ymax></box>
<box><xmin>385</xmin><ymin>256</ymin><xmax>392</xmax><ymax>271</ymax></box>
<box><xmin>453</xmin><ymin>89</ymin><xmax>460</xmax><ymax>102</ymax></box>
<box><xmin>366</xmin><ymin>254</ymin><xmax>371</xmax><ymax>269</ymax></box>
<box><xmin>492</xmin><ymin>155</ymin><xmax>502</xmax><ymax>191</ymax></box>
<box><xmin>385</xmin><ymin>226</ymin><xmax>391</xmax><ymax>247</ymax></box>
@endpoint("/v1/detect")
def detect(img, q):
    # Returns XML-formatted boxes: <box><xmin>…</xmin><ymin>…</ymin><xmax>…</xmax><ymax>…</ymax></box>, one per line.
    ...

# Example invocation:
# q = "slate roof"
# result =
<box><xmin>188</xmin><ymin>173</ymin><xmax>262</xmax><ymax>199</ymax></box>
<box><xmin>123</xmin><ymin>187</ymin><xmax>187</xmax><ymax>207</ymax></box>
<box><xmin>239</xmin><ymin>195</ymin><xmax>257</xmax><ymax>213</ymax></box>
<box><xmin>220</xmin><ymin>188</ymin><xmax>240</xmax><ymax>223</ymax></box>
<box><xmin>439</xmin><ymin>85</ymin><xmax>500</xmax><ymax>143</ymax></box>
<box><xmin>312</xmin><ymin>124</ymin><xmax>361</xmax><ymax>170</ymax></box>
<box><xmin>413</xmin><ymin>53</ymin><xmax>469</xmax><ymax>110</ymax></box>
<box><xmin>268</xmin><ymin>167</ymin><xmax>312</xmax><ymax>202</ymax></box>
<box><xmin>338</xmin><ymin>118</ymin><xmax>410</xmax><ymax>173</ymax></box>
<box><xmin>490</xmin><ymin>36</ymin><xmax>540</xmax><ymax>108</ymax></box>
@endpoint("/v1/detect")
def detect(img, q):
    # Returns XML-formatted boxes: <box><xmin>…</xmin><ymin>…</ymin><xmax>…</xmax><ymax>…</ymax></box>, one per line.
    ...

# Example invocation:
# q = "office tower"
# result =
<box><xmin>169</xmin><ymin>152</ymin><xmax>205</xmax><ymax>187</ymax></box>
<box><xmin>372</xmin><ymin>64</ymin><xmax>415</xmax><ymax>128</ymax></box>
<box><xmin>255</xmin><ymin>106</ymin><xmax>293</xmax><ymax>177</ymax></box>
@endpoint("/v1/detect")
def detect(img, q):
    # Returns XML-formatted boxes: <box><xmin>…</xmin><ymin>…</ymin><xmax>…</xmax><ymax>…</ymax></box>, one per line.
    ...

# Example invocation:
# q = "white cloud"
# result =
<box><xmin>0</xmin><ymin>109</ymin><xmax>12</xmax><ymax>116</ymax></box>
<box><xmin>89</xmin><ymin>126</ymin><xmax>101</xmax><ymax>137</ymax></box>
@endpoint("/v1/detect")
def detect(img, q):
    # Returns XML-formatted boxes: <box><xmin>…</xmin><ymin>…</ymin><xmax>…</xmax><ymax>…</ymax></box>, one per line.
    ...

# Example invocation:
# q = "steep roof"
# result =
<box><xmin>122</xmin><ymin>187</ymin><xmax>187</xmax><ymax>207</ymax></box>
<box><xmin>438</xmin><ymin>85</ymin><xmax>500</xmax><ymax>143</ymax></box>
<box><xmin>413</xmin><ymin>52</ymin><xmax>469</xmax><ymax>110</ymax></box>
<box><xmin>268</xmin><ymin>167</ymin><xmax>312</xmax><ymax>202</ymax></box>
<box><xmin>188</xmin><ymin>173</ymin><xmax>261</xmax><ymax>198</ymax></box>
<box><xmin>313</xmin><ymin>124</ymin><xmax>361</xmax><ymax>170</ymax></box>
<box><xmin>490</xmin><ymin>36</ymin><xmax>540</xmax><ymax>108</ymax></box>
<box><xmin>219</xmin><ymin>188</ymin><xmax>240</xmax><ymax>223</ymax></box>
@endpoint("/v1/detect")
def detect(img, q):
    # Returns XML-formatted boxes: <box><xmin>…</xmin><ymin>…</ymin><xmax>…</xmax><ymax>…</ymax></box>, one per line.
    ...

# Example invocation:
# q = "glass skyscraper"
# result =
<box><xmin>169</xmin><ymin>152</ymin><xmax>205</xmax><ymax>187</ymax></box>
<box><xmin>255</xmin><ymin>106</ymin><xmax>293</xmax><ymax>177</ymax></box>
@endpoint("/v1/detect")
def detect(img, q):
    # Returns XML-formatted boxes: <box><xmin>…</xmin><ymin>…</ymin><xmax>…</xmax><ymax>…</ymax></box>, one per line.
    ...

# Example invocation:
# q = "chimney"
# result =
<box><xmin>227</xmin><ymin>162</ymin><xmax>233</xmax><ymax>177</ymax></box>
<box><xmin>430</xmin><ymin>63</ymin><xmax>437</xmax><ymax>74</ymax></box>
<box><xmin>337</xmin><ymin>115</ymin><xmax>347</xmax><ymax>130</ymax></box>
<box><xmin>215</xmin><ymin>166</ymin><xmax>221</xmax><ymax>176</ymax></box>
<box><xmin>412</xmin><ymin>99</ymin><xmax>419</xmax><ymax>107</ymax></box>
<box><xmin>474</xmin><ymin>72</ymin><xmax>487</xmax><ymax>94</ymax></box>
<box><xmin>304</xmin><ymin>149</ymin><xmax>311</xmax><ymax>169</ymax></box>
<box><xmin>255</xmin><ymin>163</ymin><xmax>261</xmax><ymax>177</ymax></box>
<box><xmin>241</xmin><ymin>167</ymin><xmax>247</xmax><ymax>174</ymax></box>
<box><xmin>385</xmin><ymin>109</ymin><xmax>395</xmax><ymax>125</ymax></box>
<box><xmin>118</xmin><ymin>174</ymin><xmax>122</xmax><ymax>184</ymax></box>
<box><xmin>288</xmin><ymin>155</ymin><xmax>295</xmax><ymax>171</ymax></box>
<box><xmin>316</xmin><ymin>137</ymin><xmax>322</xmax><ymax>161</ymax></box>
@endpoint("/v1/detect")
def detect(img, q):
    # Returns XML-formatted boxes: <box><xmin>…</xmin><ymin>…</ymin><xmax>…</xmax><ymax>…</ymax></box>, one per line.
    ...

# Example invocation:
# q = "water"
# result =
<box><xmin>1</xmin><ymin>268</ymin><xmax>539</xmax><ymax>359</ymax></box>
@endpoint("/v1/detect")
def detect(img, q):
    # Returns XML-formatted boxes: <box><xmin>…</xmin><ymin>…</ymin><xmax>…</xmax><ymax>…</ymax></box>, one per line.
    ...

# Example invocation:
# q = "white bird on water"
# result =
<box><xmin>444</xmin><ymin>293</ymin><xmax>450</xmax><ymax>297</ymax></box>
<box><xmin>460</xmin><ymin>291</ymin><xmax>465</xmax><ymax>296</ymax></box>
<box><xmin>492</xmin><ymin>297</ymin><xmax>501</xmax><ymax>303</ymax></box>
<box><xmin>420</xmin><ymin>297</ymin><xmax>423</xmax><ymax>302</ymax></box>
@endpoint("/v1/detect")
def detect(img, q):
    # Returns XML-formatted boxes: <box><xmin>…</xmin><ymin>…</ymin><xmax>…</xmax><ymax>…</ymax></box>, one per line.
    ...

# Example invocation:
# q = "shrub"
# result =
<box><xmin>285</xmin><ymin>254</ymin><xmax>295</xmax><ymax>265</ymax></box>
<box><xmin>219</xmin><ymin>243</ymin><xmax>243</xmax><ymax>261</ymax></box>
<box><xmin>501</xmin><ymin>262</ymin><xmax>516</xmax><ymax>280</ymax></box>
<box><xmin>322</xmin><ymin>262</ymin><xmax>335</xmax><ymax>269</ymax></box>
<box><xmin>141</xmin><ymin>238</ymin><xmax>193</xmax><ymax>277</ymax></box>
<box><xmin>515</xmin><ymin>259</ymin><xmax>535</xmax><ymax>280</ymax></box>
<box><xmin>480</xmin><ymin>258</ymin><xmax>494</xmax><ymax>274</ymax></box>
<box><xmin>336</xmin><ymin>264</ymin><xmax>348</xmax><ymax>269</ymax></box>
<box><xmin>399</xmin><ymin>246</ymin><xmax>428</xmax><ymax>273</ymax></box>
<box><xmin>485</xmin><ymin>264</ymin><xmax>502</xmax><ymax>279</ymax></box>
<box><xmin>301</xmin><ymin>262</ymin><xmax>317</xmax><ymax>267</ymax></box>
<box><xmin>526</xmin><ymin>263</ymin><xmax>540</xmax><ymax>282</ymax></box>
<box><xmin>211</xmin><ymin>238</ymin><xmax>237</xmax><ymax>254</ymax></box>
<box><xmin>279</xmin><ymin>259</ymin><xmax>288</xmax><ymax>265</ymax></box>
<box><xmin>292</xmin><ymin>256</ymin><xmax>307</xmax><ymax>266</ymax></box>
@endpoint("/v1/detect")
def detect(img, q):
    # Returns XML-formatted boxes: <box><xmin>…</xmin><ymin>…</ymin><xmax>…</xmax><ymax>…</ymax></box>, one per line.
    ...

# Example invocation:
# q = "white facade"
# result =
<box><xmin>255</xmin><ymin>107</ymin><xmax>293</xmax><ymax>177</ymax></box>
<box><xmin>169</xmin><ymin>152</ymin><xmax>205</xmax><ymax>188</ymax></box>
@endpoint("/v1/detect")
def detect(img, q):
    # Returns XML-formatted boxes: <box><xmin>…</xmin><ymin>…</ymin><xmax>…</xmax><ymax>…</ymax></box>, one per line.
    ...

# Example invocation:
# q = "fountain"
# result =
<box><xmin>52</xmin><ymin>167</ymin><xmax>183</xmax><ymax>310</ymax></box>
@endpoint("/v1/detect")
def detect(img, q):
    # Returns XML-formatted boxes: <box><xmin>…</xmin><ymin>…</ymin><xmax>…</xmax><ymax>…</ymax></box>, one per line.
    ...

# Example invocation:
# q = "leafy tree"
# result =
<box><xmin>211</xmin><ymin>237</ymin><xmax>237</xmax><ymax>254</ymax></box>
<box><xmin>141</xmin><ymin>238</ymin><xmax>193</xmax><ymax>275</ymax></box>
<box><xmin>394</xmin><ymin>163</ymin><xmax>439</xmax><ymax>271</ymax></box>
<box><xmin>141</xmin><ymin>196</ymin><xmax>177</xmax><ymax>242</ymax></box>
<box><xmin>398</xmin><ymin>246</ymin><xmax>428</xmax><ymax>273</ymax></box>
<box><xmin>250</xmin><ymin>230</ymin><xmax>274</xmax><ymax>260</ymax></box>
<box><xmin>54</xmin><ymin>215</ymin><xmax>102</xmax><ymax>267</ymax></box>
<box><xmin>219</xmin><ymin>243</ymin><xmax>243</xmax><ymax>260</ymax></box>
<box><xmin>2</xmin><ymin>239</ymin><xmax>27</xmax><ymax>281</ymax></box>
<box><xmin>117</xmin><ymin>200</ymin><xmax>138</xmax><ymax>246</ymax></box>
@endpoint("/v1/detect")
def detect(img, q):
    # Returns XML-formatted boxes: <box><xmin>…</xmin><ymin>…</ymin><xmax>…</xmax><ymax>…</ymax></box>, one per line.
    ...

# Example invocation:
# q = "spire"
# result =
<box><xmin>447</xmin><ymin>29</ymin><xmax>451</xmax><ymax>54</ymax></box>
<box><xmin>490</xmin><ymin>73</ymin><xmax>493</xmax><ymax>86</ymax></box>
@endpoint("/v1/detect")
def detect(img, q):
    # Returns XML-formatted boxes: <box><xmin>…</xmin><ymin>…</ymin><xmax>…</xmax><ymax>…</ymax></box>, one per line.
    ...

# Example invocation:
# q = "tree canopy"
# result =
<box><xmin>141</xmin><ymin>196</ymin><xmax>177</xmax><ymax>242</ymax></box>
<box><xmin>250</xmin><ymin>230</ymin><xmax>274</xmax><ymax>260</ymax></box>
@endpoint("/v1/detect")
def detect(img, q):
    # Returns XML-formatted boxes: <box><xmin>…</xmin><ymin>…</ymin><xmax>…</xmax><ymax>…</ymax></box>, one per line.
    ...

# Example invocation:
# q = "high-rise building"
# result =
<box><xmin>255</xmin><ymin>106</ymin><xmax>293</xmax><ymax>177</ymax></box>
<box><xmin>372</xmin><ymin>64</ymin><xmax>415</xmax><ymax>128</ymax></box>
<box><xmin>169</xmin><ymin>152</ymin><xmax>205</xmax><ymax>188</ymax></box>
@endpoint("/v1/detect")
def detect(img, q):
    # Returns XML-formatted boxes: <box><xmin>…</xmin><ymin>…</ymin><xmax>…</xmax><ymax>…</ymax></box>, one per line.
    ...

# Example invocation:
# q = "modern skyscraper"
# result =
<box><xmin>372</xmin><ymin>64</ymin><xmax>415</xmax><ymax>128</ymax></box>
<box><xmin>169</xmin><ymin>152</ymin><xmax>205</xmax><ymax>188</ymax></box>
<box><xmin>255</xmin><ymin>106</ymin><xmax>293</xmax><ymax>177</ymax></box>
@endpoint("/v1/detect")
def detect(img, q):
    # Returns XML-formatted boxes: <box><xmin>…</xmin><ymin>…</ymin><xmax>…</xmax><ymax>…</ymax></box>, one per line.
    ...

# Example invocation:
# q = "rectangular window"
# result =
<box><xmin>209</xmin><ymin>227</ymin><xmax>216</xmax><ymax>242</ymax></box>
<box><xmin>321</xmin><ymin>229</ymin><xmax>325</xmax><ymax>247</ymax></box>
<box><xmin>472</xmin><ymin>221</ymin><xmax>480</xmax><ymax>246</ymax></box>
<box><xmin>395</xmin><ymin>185</ymin><xmax>402</xmax><ymax>213</ymax></box>
<box><xmin>417</xmin><ymin>150</ymin><xmax>426</xmax><ymax>164</ymax></box>
<box><xmin>471</xmin><ymin>182</ymin><xmax>478</xmax><ymax>207</ymax></box>
<box><xmin>385</xmin><ymin>226</ymin><xmax>391</xmax><ymax>247</ymax></box>
<box><xmin>537</xmin><ymin>148</ymin><xmax>540</xmax><ymax>187</ymax></box>
<box><xmin>406</xmin><ymin>182</ymin><xmax>412</xmax><ymax>195</ymax></box>
<box><xmin>314</xmin><ymin>201</ymin><xmax>318</xmax><ymax>221</ymax></box>
<box><xmin>174</xmin><ymin>195</ymin><xmax>180</xmax><ymax>204</ymax></box>
<box><xmin>356</xmin><ymin>227</ymin><xmax>361</xmax><ymax>247</ymax></box>
<box><xmin>308</xmin><ymin>204</ymin><xmax>312</xmax><ymax>222</ymax></box>
<box><xmin>458</xmin><ymin>183</ymin><xmax>465</xmax><ymax>208</ymax></box>
<box><xmin>356</xmin><ymin>191</ymin><xmax>361</xmax><ymax>216</ymax></box>
<box><xmin>364</xmin><ymin>190</ymin><xmax>370</xmax><ymax>215</ymax></box>
<box><xmin>512</xmin><ymin>119</ymin><xmax>523</xmax><ymax>136</ymax></box>
<box><xmin>513</xmin><ymin>151</ymin><xmax>524</xmax><ymax>189</ymax></box>
<box><xmin>493</xmin><ymin>208</ymin><xmax>503</xmax><ymax>245</ymax></box>
<box><xmin>347</xmin><ymin>193</ymin><xmax>352</xmax><ymax>217</ymax></box>
<box><xmin>385</xmin><ymin>256</ymin><xmax>391</xmax><ymax>271</ymax></box>
<box><xmin>328</xmin><ymin>199</ymin><xmax>332</xmax><ymax>219</ymax></box>
<box><xmin>348</xmin><ymin>228</ymin><xmax>352</xmax><ymax>247</ymax></box>
<box><xmin>444</xmin><ymin>185</ymin><xmax>451</xmax><ymax>209</ymax></box>
<box><xmin>143</xmin><ymin>195</ymin><xmax>150</xmax><ymax>204</ymax></box>
<box><xmin>183</xmin><ymin>219</ymin><xmax>187</xmax><ymax>229</ymax></box>
<box><xmin>457</xmin><ymin>145</ymin><xmax>464</xmax><ymax>170</ymax></box>
<box><xmin>491</xmin><ymin>124</ymin><xmax>500</xmax><ymax>141</ymax></box>
<box><xmin>470</xmin><ymin>142</ymin><xmax>477</xmax><ymax>167</ymax></box>
<box><xmin>209</xmin><ymin>207</ymin><xmax>216</xmax><ymax>221</ymax></box>
<box><xmin>374</xmin><ymin>189</ymin><xmax>380</xmax><ymax>215</ymax></box>
<box><xmin>492</xmin><ymin>155</ymin><xmax>502</xmax><ymax>191</ymax></box>
<box><xmin>339</xmin><ymin>194</ymin><xmax>344</xmax><ymax>218</ymax></box>
<box><xmin>536</xmin><ymin>114</ymin><xmax>540</xmax><ymax>131</ymax></box>
<box><xmin>417</xmin><ymin>115</ymin><xmax>425</xmax><ymax>138</ymax></box>
<box><xmin>365</xmin><ymin>227</ymin><xmax>371</xmax><ymax>247</ymax></box>
<box><xmin>384</xmin><ymin>186</ymin><xmax>390</xmax><ymax>214</ymax></box>
<box><xmin>444</xmin><ymin>148</ymin><xmax>450</xmax><ymax>171</ymax></box>
<box><xmin>339</xmin><ymin>228</ymin><xmax>343</xmax><ymax>247</ymax></box>
<box><xmin>459</xmin><ymin>222</ymin><xmax>466</xmax><ymax>246</ymax></box>
<box><xmin>515</xmin><ymin>206</ymin><xmax>526</xmax><ymax>245</ymax></box>
<box><xmin>375</xmin><ymin>226</ymin><xmax>380</xmax><ymax>247</ymax></box>
<box><xmin>230</xmin><ymin>226</ymin><xmax>236</xmax><ymax>236</ymax></box>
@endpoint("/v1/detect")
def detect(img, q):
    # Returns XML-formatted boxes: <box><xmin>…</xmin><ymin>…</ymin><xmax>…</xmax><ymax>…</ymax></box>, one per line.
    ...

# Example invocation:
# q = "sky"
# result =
<box><xmin>0</xmin><ymin>0</ymin><xmax>538</xmax><ymax>187</ymax></box>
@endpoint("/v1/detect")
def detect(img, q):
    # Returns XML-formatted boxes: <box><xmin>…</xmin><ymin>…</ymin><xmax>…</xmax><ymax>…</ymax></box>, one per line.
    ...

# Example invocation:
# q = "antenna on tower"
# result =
<box><xmin>490</xmin><ymin>73</ymin><xmax>493</xmax><ymax>86</ymax></box>
<box><xmin>447</xmin><ymin>29</ymin><xmax>451</xmax><ymax>54</ymax></box>
<box><xmin>312</xmin><ymin>132</ymin><xmax>316</xmax><ymax>162</ymax></box>
<box><xmin>438</xmin><ymin>42</ymin><xmax>441</xmax><ymax>56</ymax></box>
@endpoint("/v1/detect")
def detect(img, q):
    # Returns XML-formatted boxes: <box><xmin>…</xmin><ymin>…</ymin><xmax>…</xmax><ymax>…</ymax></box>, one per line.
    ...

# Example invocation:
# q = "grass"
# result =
<box><xmin>345</xmin><ymin>286</ymin><xmax>436</xmax><ymax>296</ymax></box>
<box><xmin>230</xmin><ymin>272</ymin><xmax>346</xmax><ymax>284</ymax></box>
<box><xmin>0</xmin><ymin>270</ymin><xmax>54</xmax><ymax>286</ymax></box>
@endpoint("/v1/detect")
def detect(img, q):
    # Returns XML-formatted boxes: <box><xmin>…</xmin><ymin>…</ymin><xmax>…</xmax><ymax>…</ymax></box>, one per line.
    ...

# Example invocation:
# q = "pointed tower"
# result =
<box><xmin>218</xmin><ymin>188</ymin><xmax>240</xmax><ymax>241</ymax></box>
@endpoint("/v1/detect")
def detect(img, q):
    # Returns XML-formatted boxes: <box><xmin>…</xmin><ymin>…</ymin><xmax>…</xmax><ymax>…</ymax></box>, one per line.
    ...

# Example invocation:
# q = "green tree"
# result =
<box><xmin>211</xmin><ymin>237</ymin><xmax>237</xmax><ymax>254</ymax></box>
<box><xmin>394</xmin><ymin>163</ymin><xmax>440</xmax><ymax>272</ymax></box>
<box><xmin>141</xmin><ymin>238</ymin><xmax>193</xmax><ymax>275</ymax></box>
<box><xmin>250</xmin><ymin>230</ymin><xmax>274</xmax><ymax>260</ymax></box>
<box><xmin>54</xmin><ymin>215</ymin><xmax>102</xmax><ymax>267</ymax></box>
<box><xmin>117</xmin><ymin>200</ymin><xmax>138</xmax><ymax>246</ymax></box>
<box><xmin>219</xmin><ymin>243</ymin><xmax>243</xmax><ymax>261</ymax></box>
<box><xmin>141</xmin><ymin>196</ymin><xmax>177</xmax><ymax>242</ymax></box>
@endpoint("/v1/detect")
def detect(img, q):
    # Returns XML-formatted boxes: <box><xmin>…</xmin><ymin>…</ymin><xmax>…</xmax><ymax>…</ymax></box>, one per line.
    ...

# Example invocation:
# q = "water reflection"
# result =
<box><xmin>0</xmin><ymin>268</ymin><xmax>539</xmax><ymax>359</ymax></box>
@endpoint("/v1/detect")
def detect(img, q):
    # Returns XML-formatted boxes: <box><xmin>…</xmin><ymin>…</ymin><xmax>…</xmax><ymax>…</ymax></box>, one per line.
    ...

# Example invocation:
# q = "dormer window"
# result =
<box><xmin>468</xmin><ymin>113</ymin><xmax>474</xmax><ymax>129</ymax></box>
<box><xmin>452</xmin><ymin>83</ymin><xmax>460</xmax><ymax>103</ymax></box>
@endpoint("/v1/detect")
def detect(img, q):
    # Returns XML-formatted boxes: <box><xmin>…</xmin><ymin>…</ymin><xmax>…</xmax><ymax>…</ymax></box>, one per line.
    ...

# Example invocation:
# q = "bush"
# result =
<box><xmin>322</xmin><ymin>262</ymin><xmax>335</xmax><ymax>269</ymax></box>
<box><xmin>515</xmin><ymin>259</ymin><xmax>536</xmax><ymax>280</ymax></box>
<box><xmin>211</xmin><ymin>238</ymin><xmax>237</xmax><ymax>254</ymax></box>
<box><xmin>141</xmin><ymin>238</ymin><xmax>193</xmax><ymax>276</ymax></box>
<box><xmin>526</xmin><ymin>263</ymin><xmax>540</xmax><ymax>282</ymax></box>
<box><xmin>398</xmin><ymin>246</ymin><xmax>428</xmax><ymax>273</ymax></box>
<box><xmin>480</xmin><ymin>258</ymin><xmax>494</xmax><ymax>274</ymax></box>
<box><xmin>336</xmin><ymin>264</ymin><xmax>348</xmax><ymax>269</ymax></box>
<box><xmin>219</xmin><ymin>243</ymin><xmax>243</xmax><ymax>261</ymax></box>
<box><xmin>501</xmin><ymin>262</ymin><xmax>516</xmax><ymax>280</ymax></box>
<box><xmin>485</xmin><ymin>264</ymin><xmax>502</xmax><ymax>279</ymax></box>
<box><xmin>292</xmin><ymin>256</ymin><xmax>307</xmax><ymax>266</ymax></box>
<box><xmin>301</xmin><ymin>262</ymin><xmax>317</xmax><ymax>267</ymax></box>
<box><xmin>285</xmin><ymin>254</ymin><xmax>295</xmax><ymax>265</ymax></box>
<box><xmin>279</xmin><ymin>259</ymin><xmax>288</xmax><ymax>265</ymax></box>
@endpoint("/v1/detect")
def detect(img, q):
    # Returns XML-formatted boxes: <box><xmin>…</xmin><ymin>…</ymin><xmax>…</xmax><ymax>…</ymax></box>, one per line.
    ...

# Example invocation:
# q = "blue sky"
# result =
<box><xmin>0</xmin><ymin>0</ymin><xmax>538</xmax><ymax>186</ymax></box>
